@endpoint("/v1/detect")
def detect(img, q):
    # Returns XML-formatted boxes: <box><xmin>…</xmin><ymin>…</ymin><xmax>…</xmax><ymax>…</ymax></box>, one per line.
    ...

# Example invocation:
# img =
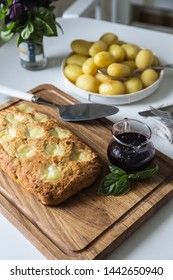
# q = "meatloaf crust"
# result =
<box><xmin>0</xmin><ymin>103</ymin><xmax>101</xmax><ymax>205</ymax></box>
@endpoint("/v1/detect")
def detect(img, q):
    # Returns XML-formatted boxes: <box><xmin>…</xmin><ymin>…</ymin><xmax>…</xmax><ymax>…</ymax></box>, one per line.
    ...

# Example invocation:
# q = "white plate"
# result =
<box><xmin>61</xmin><ymin>56</ymin><xmax>164</xmax><ymax>105</ymax></box>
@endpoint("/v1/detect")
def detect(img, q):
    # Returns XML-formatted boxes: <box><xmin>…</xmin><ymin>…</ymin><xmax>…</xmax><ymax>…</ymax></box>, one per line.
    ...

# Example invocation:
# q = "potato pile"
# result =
<box><xmin>64</xmin><ymin>32</ymin><xmax>160</xmax><ymax>96</ymax></box>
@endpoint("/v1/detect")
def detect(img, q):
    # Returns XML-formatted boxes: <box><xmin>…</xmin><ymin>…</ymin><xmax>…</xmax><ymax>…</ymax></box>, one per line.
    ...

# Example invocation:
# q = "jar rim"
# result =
<box><xmin>111</xmin><ymin>118</ymin><xmax>152</xmax><ymax>148</ymax></box>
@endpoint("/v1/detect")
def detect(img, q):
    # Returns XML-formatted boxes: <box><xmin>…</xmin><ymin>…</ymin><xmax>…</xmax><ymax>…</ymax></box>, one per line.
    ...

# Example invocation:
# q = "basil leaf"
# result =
<box><xmin>113</xmin><ymin>175</ymin><xmax>131</xmax><ymax>195</ymax></box>
<box><xmin>98</xmin><ymin>173</ymin><xmax>130</xmax><ymax>196</ymax></box>
<box><xmin>98</xmin><ymin>164</ymin><xmax>159</xmax><ymax>197</ymax></box>
<box><xmin>98</xmin><ymin>173</ymin><xmax>121</xmax><ymax>195</ymax></box>
<box><xmin>0</xmin><ymin>30</ymin><xmax>14</xmax><ymax>41</ymax></box>
<box><xmin>109</xmin><ymin>164</ymin><xmax>126</xmax><ymax>176</ymax></box>
<box><xmin>33</xmin><ymin>17</ymin><xmax>54</xmax><ymax>36</ymax></box>
<box><xmin>128</xmin><ymin>164</ymin><xmax>159</xmax><ymax>180</ymax></box>
<box><xmin>0</xmin><ymin>2</ymin><xmax>63</xmax><ymax>46</ymax></box>
<box><xmin>21</xmin><ymin>22</ymin><xmax>34</xmax><ymax>40</ymax></box>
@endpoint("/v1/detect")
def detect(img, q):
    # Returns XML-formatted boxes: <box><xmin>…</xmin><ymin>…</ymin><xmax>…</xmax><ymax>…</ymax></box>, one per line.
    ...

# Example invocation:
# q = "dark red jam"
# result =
<box><xmin>107</xmin><ymin>132</ymin><xmax>155</xmax><ymax>172</ymax></box>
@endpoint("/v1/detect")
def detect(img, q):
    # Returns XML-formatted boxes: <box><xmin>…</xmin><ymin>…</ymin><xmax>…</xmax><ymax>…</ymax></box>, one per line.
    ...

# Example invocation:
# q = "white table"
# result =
<box><xmin>0</xmin><ymin>17</ymin><xmax>173</xmax><ymax>260</ymax></box>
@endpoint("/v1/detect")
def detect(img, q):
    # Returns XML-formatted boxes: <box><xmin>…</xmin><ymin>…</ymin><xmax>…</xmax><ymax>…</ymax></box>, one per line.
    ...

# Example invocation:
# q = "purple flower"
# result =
<box><xmin>7</xmin><ymin>1</ymin><xmax>25</xmax><ymax>22</ymax></box>
<box><xmin>4</xmin><ymin>0</ymin><xmax>58</xmax><ymax>24</ymax></box>
<box><xmin>0</xmin><ymin>0</ymin><xmax>61</xmax><ymax>45</ymax></box>
<box><xmin>5</xmin><ymin>0</ymin><xmax>38</xmax><ymax>24</ymax></box>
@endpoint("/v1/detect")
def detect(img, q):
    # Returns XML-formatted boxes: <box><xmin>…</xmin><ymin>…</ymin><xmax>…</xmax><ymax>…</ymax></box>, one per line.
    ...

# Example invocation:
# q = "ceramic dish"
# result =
<box><xmin>61</xmin><ymin>56</ymin><xmax>164</xmax><ymax>105</ymax></box>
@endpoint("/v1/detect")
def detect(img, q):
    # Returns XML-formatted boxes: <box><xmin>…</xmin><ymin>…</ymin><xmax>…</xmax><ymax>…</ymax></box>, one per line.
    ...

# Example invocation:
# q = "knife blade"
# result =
<box><xmin>138</xmin><ymin>104</ymin><xmax>173</xmax><ymax>117</ymax></box>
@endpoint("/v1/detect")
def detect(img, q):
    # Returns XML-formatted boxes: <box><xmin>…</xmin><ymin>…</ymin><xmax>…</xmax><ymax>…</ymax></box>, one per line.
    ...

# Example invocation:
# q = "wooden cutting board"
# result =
<box><xmin>0</xmin><ymin>84</ymin><xmax>173</xmax><ymax>260</ymax></box>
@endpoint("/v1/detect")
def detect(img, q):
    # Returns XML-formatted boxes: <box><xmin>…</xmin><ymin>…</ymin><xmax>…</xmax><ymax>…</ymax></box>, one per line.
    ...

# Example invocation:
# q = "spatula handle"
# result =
<box><xmin>32</xmin><ymin>96</ymin><xmax>59</xmax><ymax>109</ymax></box>
<box><xmin>0</xmin><ymin>85</ymin><xmax>32</xmax><ymax>102</ymax></box>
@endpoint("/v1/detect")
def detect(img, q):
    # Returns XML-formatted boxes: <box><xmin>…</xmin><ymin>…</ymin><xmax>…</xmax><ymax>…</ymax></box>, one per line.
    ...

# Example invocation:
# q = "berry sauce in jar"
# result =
<box><xmin>107</xmin><ymin>130</ymin><xmax>155</xmax><ymax>172</ymax></box>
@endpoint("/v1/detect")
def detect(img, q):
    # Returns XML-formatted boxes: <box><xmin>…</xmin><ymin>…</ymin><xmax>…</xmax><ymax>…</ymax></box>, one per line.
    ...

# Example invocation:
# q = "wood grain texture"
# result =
<box><xmin>0</xmin><ymin>84</ymin><xmax>173</xmax><ymax>259</ymax></box>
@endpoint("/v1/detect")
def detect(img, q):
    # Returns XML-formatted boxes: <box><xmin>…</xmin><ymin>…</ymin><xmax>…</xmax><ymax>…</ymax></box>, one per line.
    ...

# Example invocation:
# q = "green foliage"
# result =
<box><xmin>0</xmin><ymin>1</ymin><xmax>63</xmax><ymax>46</ymax></box>
<box><xmin>98</xmin><ymin>164</ymin><xmax>159</xmax><ymax>196</ymax></box>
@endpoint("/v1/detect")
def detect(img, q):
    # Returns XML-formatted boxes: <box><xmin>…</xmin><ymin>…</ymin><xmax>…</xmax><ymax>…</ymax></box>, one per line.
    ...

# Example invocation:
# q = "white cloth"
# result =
<box><xmin>148</xmin><ymin>116</ymin><xmax>173</xmax><ymax>143</ymax></box>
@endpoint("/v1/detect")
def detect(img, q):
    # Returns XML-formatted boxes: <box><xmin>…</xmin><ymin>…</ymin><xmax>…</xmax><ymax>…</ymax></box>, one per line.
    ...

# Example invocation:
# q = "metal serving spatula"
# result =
<box><xmin>0</xmin><ymin>85</ymin><xmax>119</xmax><ymax>121</ymax></box>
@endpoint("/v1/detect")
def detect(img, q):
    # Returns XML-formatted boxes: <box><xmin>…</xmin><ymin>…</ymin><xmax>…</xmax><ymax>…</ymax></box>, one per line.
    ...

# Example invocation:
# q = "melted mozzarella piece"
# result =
<box><xmin>50</xmin><ymin>127</ymin><xmax>72</xmax><ymax>139</ymax></box>
<box><xmin>40</xmin><ymin>165</ymin><xmax>62</xmax><ymax>181</ymax></box>
<box><xmin>16</xmin><ymin>144</ymin><xmax>35</xmax><ymax>158</ymax></box>
<box><xmin>26</xmin><ymin>126</ymin><xmax>44</xmax><ymax>139</ymax></box>
<box><xmin>16</xmin><ymin>104</ymin><xmax>35</xmax><ymax>113</ymax></box>
<box><xmin>45</xmin><ymin>143</ymin><xmax>65</xmax><ymax>156</ymax></box>
<box><xmin>33</xmin><ymin>113</ymin><xmax>48</xmax><ymax>122</ymax></box>
<box><xmin>5</xmin><ymin>112</ymin><xmax>24</xmax><ymax>123</ymax></box>
<box><xmin>71</xmin><ymin>148</ymin><xmax>91</xmax><ymax>162</ymax></box>
<box><xmin>0</xmin><ymin>128</ymin><xmax>16</xmax><ymax>142</ymax></box>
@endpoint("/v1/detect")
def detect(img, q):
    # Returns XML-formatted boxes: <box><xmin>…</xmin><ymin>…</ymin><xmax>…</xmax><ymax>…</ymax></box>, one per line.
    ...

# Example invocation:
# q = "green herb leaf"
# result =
<box><xmin>98</xmin><ymin>173</ymin><xmax>121</xmax><ymax>195</ymax></box>
<box><xmin>0</xmin><ymin>2</ymin><xmax>62</xmax><ymax>44</ymax></box>
<box><xmin>98</xmin><ymin>173</ymin><xmax>130</xmax><ymax>196</ymax></box>
<box><xmin>0</xmin><ymin>29</ymin><xmax>14</xmax><ymax>41</ymax></box>
<box><xmin>128</xmin><ymin>164</ymin><xmax>159</xmax><ymax>180</ymax></box>
<box><xmin>109</xmin><ymin>164</ymin><xmax>126</xmax><ymax>175</ymax></box>
<box><xmin>98</xmin><ymin>164</ymin><xmax>159</xmax><ymax>196</ymax></box>
<box><xmin>21</xmin><ymin>22</ymin><xmax>34</xmax><ymax>40</ymax></box>
<box><xmin>33</xmin><ymin>17</ymin><xmax>54</xmax><ymax>36</ymax></box>
<box><xmin>114</xmin><ymin>175</ymin><xmax>131</xmax><ymax>195</ymax></box>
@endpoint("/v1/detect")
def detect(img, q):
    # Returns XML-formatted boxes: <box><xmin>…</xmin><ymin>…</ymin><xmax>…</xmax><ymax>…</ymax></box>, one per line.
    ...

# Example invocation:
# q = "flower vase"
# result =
<box><xmin>18</xmin><ymin>39</ymin><xmax>47</xmax><ymax>70</ymax></box>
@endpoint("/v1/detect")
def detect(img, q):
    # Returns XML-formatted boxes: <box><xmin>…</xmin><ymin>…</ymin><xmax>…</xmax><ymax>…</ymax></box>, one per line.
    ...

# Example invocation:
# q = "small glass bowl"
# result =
<box><xmin>107</xmin><ymin>118</ymin><xmax>155</xmax><ymax>172</ymax></box>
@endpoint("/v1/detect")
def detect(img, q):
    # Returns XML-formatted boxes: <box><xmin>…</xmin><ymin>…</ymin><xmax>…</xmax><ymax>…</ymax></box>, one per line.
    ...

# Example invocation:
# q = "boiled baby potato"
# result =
<box><xmin>124</xmin><ymin>78</ymin><xmax>143</xmax><ymax>93</ymax></box>
<box><xmin>95</xmin><ymin>72</ymin><xmax>110</xmax><ymax>83</ymax></box>
<box><xmin>76</xmin><ymin>74</ymin><xmax>99</xmax><ymax>93</ymax></box>
<box><xmin>99</xmin><ymin>80</ymin><xmax>125</xmax><ymax>95</ymax></box>
<box><xmin>135</xmin><ymin>49</ymin><xmax>154</xmax><ymax>68</ymax></box>
<box><xmin>89</xmin><ymin>40</ymin><xmax>107</xmax><ymax>57</ymax></box>
<box><xmin>71</xmin><ymin>39</ymin><xmax>92</xmax><ymax>55</ymax></box>
<box><xmin>66</xmin><ymin>54</ymin><xmax>88</xmax><ymax>66</ymax></box>
<box><xmin>108</xmin><ymin>44</ymin><xmax>125</xmax><ymax>62</ymax></box>
<box><xmin>82</xmin><ymin>57</ymin><xmax>98</xmax><ymax>75</ymax></box>
<box><xmin>100</xmin><ymin>32</ymin><xmax>118</xmax><ymax>46</ymax></box>
<box><xmin>140</xmin><ymin>69</ymin><xmax>159</xmax><ymax>88</ymax></box>
<box><xmin>152</xmin><ymin>55</ymin><xmax>160</xmax><ymax>66</ymax></box>
<box><xmin>115</xmin><ymin>39</ymin><xmax>127</xmax><ymax>46</ymax></box>
<box><xmin>107</xmin><ymin>63</ymin><xmax>131</xmax><ymax>78</ymax></box>
<box><xmin>64</xmin><ymin>64</ymin><xmax>82</xmax><ymax>83</ymax></box>
<box><xmin>94</xmin><ymin>51</ymin><xmax>115</xmax><ymax>68</ymax></box>
<box><xmin>122</xmin><ymin>60</ymin><xmax>136</xmax><ymax>71</ymax></box>
<box><xmin>67</xmin><ymin>33</ymin><xmax>161</xmax><ymax>95</ymax></box>
<box><xmin>122</xmin><ymin>44</ymin><xmax>140</xmax><ymax>60</ymax></box>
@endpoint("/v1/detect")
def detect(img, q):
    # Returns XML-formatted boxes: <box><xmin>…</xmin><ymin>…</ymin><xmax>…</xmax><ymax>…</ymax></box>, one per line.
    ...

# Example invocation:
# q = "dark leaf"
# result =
<box><xmin>113</xmin><ymin>175</ymin><xmax>131</xmax><ymax>195</ymax></box>
<box><xmin>0</xmin><ymin>0</ymin><xmax>61</xmax><ymax>43</ymax></box>
<box><xmin>98</xmin><ymin>173</ymin><xmax>121</xmax><ymax>195</ymax></box>
<box><xmin>98</xmin><ymin>164</ymin><xmax>159</xmax><ymax>197</ymax></box>
<box><xmin>21</xmin><ymin>22</ymin><xmax>34</xmax><ymax>40</ymax></box>
<box><xmin>0</xmin><ymin>29</ymin><xmax>14</xmax><ymax>41</ymax></box>
<box><xmin>109</xmin><ymin>164</ymin><xmax>126</xmax><ymax>175</ymax></box>
<box><xmin>98</xmin><ymin>173</ymin><xmax>130</xmax><ymax>196</ymax></box>
<box><xmin>128</xmin><ymin>164</ymin><xmax>159</xmax><ymax>180</ymax></box>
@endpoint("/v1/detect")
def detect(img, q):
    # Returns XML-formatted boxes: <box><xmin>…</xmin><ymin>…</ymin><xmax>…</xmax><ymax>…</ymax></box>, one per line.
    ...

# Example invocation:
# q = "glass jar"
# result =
<box><xmin>107</xmin><ymin>118</ymin><xmax>155</xmax><ymax>172</ymax></box>
<box><xmin>18</xmin><ymin>39</ymin><xmax>47</xmax><ymax>70</ymax></box>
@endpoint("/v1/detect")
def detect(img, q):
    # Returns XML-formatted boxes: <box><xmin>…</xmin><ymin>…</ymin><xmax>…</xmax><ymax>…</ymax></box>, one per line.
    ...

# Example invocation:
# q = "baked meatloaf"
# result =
<box><xmin>0</xmin><ymin>103</ymin><xmax>101</xmax><ymax>205</ymax></box>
